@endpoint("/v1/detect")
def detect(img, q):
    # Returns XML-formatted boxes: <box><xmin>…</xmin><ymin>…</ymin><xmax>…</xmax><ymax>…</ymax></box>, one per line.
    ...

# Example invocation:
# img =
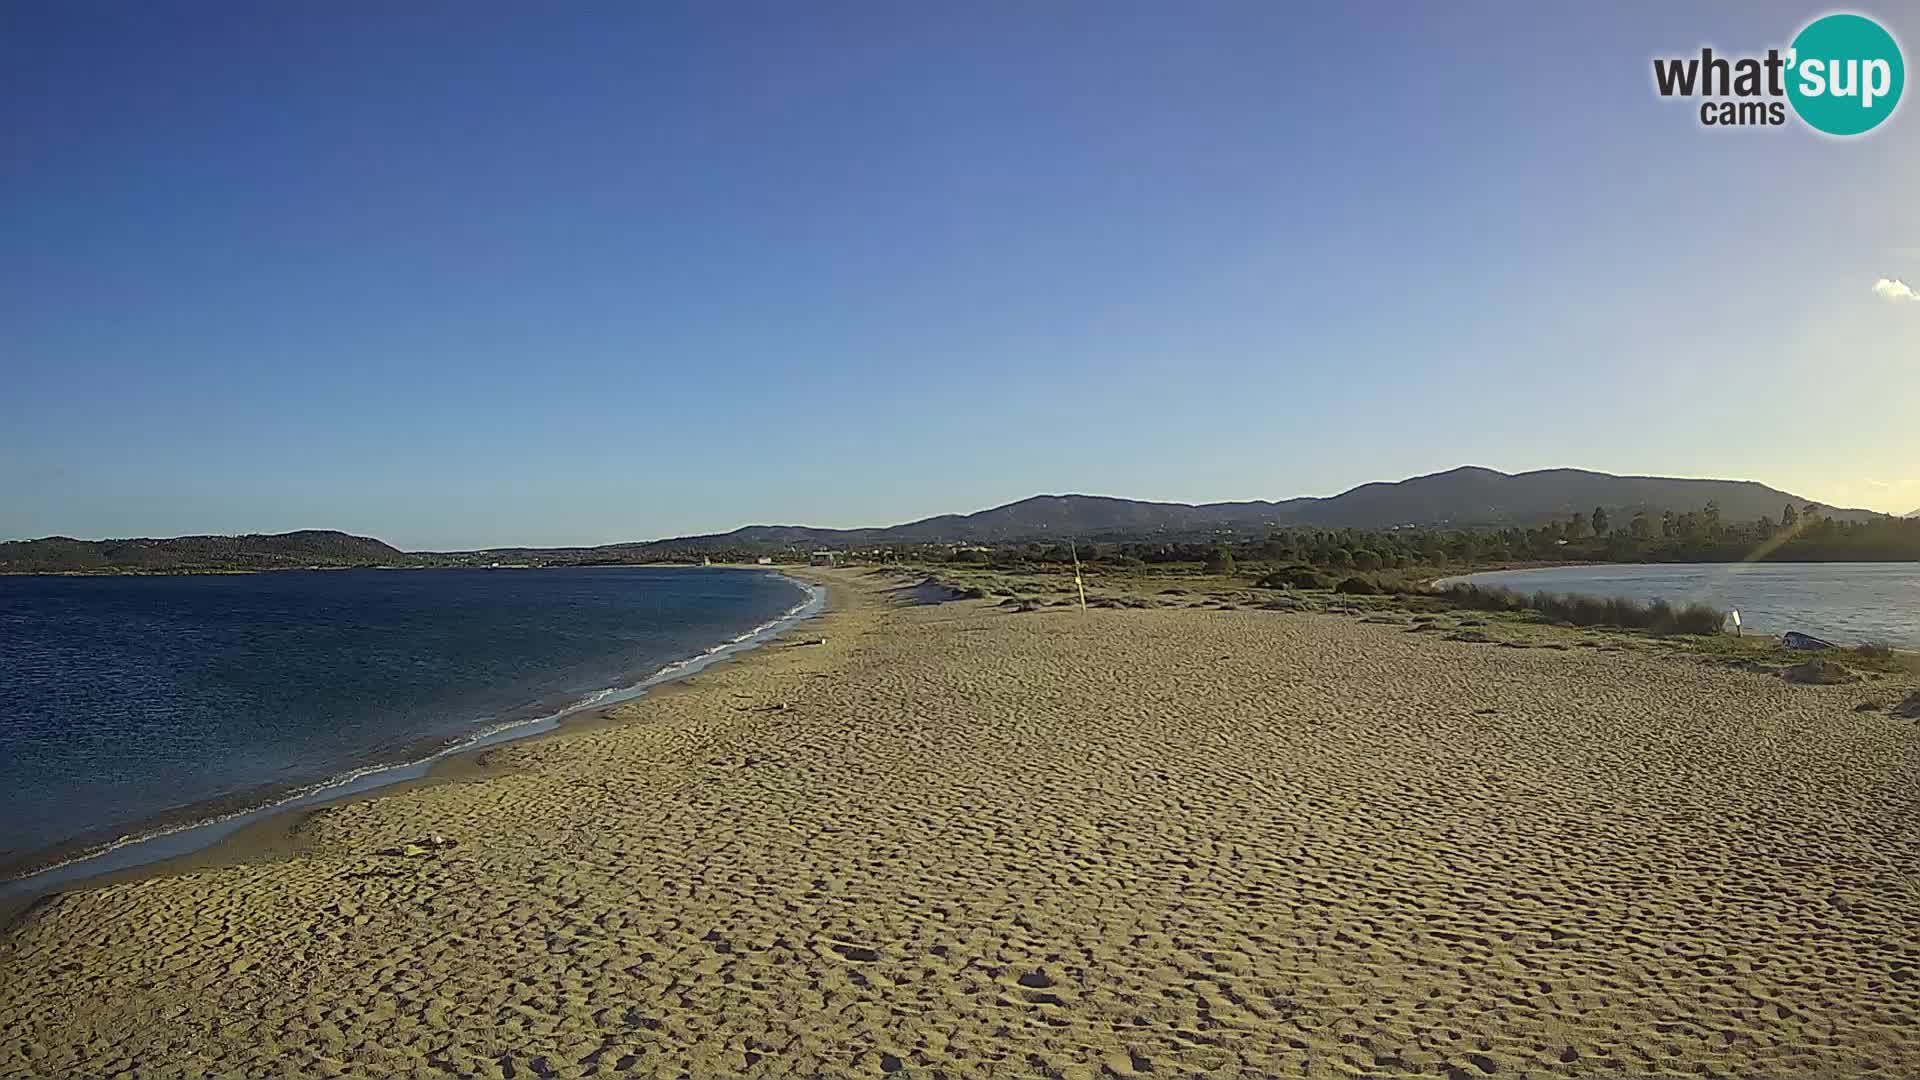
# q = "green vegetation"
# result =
<box><xmin>1436</xmin><ymin>583</ymin><xmax>1725</xmax><ymax>635</ymax></box>
<box><xmin>910</xmin><ymin>503</ymin><xmax>1919</xmax><ymax>597</ymax></box>
<box><xmin>1258</xmin><ymin>565</ymin><xmax>1330</xmax><ymax>590</ymax></box>
<box><xmin>0</xmin><ymin>531</ymin><xmax>411</xmax><ymax>575</ymax></box>
<box><xmin>1203</xmin><ymin>545</ymin><xmax>1234</xmax><ymax>575</ymax></box>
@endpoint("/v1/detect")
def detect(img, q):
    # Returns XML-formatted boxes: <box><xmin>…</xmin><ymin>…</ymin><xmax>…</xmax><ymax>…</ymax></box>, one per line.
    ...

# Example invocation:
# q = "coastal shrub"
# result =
<box><xmin>1334</xmin><ymin>575</ymin><xmax>1381</xmax><ymax>595</ymax></box>
<box><xmin>1204</xmin><ymin>546</ymin><xmax>1235</xmax><ymax>575</ymax></box>
<box><xmin>1371</xmin><ymin>573</ymin><xmax>1424</xmax><ymax>596</ymax></box>
<box><xmin>1434</xmin><ymin>584</ymin><xmax>1528</xmax><ymax>612</ymax></box>
<box><xmin>1855</xmin><ymin>642</ymin><xmax>1896</xmax><ymax>661</ymax></box>
<box><xmin>1259</xmin><ymin>565</ymin><xmax>1328</xmax><ymax>590</ymax></box>
<box><xmin>1437</xmin><ymin>583</ymin><xmax>1725</xmax><ymax>635</ymax></box>
<box><xmin>1670</xmin><ymin>602</ymin><xmax>1727</xmax><ymax>635</ymax></box>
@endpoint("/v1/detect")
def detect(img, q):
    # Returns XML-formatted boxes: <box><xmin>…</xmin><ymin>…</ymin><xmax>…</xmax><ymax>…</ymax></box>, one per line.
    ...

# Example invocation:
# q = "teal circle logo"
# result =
<box><xmin>1787</xmin><ymin>13</ymin><xmax>1904</xmax><ymax>135</ymax></box>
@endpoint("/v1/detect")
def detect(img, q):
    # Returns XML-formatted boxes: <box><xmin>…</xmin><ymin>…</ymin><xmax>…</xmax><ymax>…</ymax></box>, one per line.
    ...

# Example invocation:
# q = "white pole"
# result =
<box><xmin>1070</xmin><ymin>540</ymin><xmax>1088</xmax><ymax>612</ymax></box>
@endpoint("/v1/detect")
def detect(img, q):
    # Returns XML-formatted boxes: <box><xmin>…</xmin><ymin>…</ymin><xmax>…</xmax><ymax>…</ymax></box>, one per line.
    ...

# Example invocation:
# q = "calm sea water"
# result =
<box><xmin>1449</xmin><ymin>562</ymin><xmax>1920</xmax><ymax>648</ymax></box>
<box><xmin>0</xmin><ymin>567</ymin><xmax>810</xmax><ymax>875</ymax></box>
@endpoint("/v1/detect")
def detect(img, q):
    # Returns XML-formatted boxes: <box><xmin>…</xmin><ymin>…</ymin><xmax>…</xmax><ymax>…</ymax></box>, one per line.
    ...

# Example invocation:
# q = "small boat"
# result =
<box><xmin>1782</xmin><ymin>631</ymin><xmax>1837</xmax><ymax>651</ymax></box>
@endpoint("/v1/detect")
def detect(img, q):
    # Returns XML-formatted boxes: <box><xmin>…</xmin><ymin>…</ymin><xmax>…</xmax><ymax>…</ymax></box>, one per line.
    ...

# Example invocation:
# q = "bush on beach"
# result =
<box><xmin>1204</xmin><ymin>546</ymin><xmax>1235</xmax><ymax>575</ymax></box>
<box><xmin>1258</xmin><ymin>564</ymin><xmax>1330</xmax><ymax>590</ymax></box>
<box><xmin>1437</xmin><ymin>583</ymin><xmax>1725</xmax><ymax>634</ymax></box>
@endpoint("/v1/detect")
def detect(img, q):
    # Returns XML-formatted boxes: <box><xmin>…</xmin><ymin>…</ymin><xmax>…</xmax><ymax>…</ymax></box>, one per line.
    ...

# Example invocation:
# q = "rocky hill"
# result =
<box><xmin>0</xmin><ymin>531</ymin><xmax>410</xmax><ymax>574</ymax></box>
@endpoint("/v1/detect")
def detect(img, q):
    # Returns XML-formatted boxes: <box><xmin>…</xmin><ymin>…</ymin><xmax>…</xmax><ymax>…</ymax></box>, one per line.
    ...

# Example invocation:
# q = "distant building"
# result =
<box><xmin>809</xmin><ymin>550</ymin><xmax>838</xmax><ymax>567</ymax></box>
<box><xmin>756</xmin><ymin>556</ymin><xmax>774</xmax><ymax>565</ymax></box>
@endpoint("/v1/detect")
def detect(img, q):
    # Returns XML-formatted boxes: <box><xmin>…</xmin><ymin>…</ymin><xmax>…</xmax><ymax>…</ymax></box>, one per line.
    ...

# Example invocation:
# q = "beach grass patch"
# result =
<box><xmin>1782</xmin><ymin>658</ymin><xmax>1858</xmax><ymax>685</ymax></box>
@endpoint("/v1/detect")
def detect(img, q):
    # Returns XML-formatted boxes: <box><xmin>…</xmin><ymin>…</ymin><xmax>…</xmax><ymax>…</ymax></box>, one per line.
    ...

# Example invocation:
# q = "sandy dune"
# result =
<box><xmin>3</xmin><ymin>567</ymin><xmax>1917</xmax><ymax>1078</ymax></box>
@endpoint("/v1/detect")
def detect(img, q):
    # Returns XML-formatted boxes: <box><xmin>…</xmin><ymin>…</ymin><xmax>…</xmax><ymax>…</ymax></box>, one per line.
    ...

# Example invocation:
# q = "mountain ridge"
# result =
<box><xmin>0</xmin><ymin>530</ymin><xmax>406</xmax><ymax>574</ymax></box>
<box><xmin>2</xmin><ymin>467</ymin><xmax>1887</xmax><ymax>571</ymax></box>
<box><xmin>604</xmin><ymin>465</ymin><xmax>1878</xmax><ymax>553</ymax></box>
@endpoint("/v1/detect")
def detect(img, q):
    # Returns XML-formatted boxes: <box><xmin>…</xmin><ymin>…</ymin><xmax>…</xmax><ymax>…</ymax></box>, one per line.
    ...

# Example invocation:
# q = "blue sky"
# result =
<box><xmin>3</xmin><ymin>2</ymin><xmax>1915</xmax><ymax>548</ymax></box>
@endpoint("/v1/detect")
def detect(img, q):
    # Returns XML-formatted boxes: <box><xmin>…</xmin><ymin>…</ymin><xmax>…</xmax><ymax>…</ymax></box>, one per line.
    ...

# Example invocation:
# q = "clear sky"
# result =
<box><xmin>3</xmin><ymin>2</ymin><xmax>1915</xmax><ymax>549</ymax></box>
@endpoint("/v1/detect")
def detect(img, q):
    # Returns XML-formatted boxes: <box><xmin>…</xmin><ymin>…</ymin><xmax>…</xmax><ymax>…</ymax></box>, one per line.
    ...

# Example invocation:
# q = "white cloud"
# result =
<box><xmin>1872</xmin><ymin>277</ymin><xmax>1919</xmax><ymax>302</ymax></box>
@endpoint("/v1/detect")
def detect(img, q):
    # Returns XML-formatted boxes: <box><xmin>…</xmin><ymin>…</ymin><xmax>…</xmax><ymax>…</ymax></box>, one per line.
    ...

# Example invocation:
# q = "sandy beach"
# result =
<box><xmin>3</xmin><ymin>567</ymin><xmax>1918</xmax><ymax>1078</ymax></box>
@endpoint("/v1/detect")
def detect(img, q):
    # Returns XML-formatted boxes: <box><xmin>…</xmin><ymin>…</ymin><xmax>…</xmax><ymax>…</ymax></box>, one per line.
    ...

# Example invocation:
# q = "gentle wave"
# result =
<box><xmin>0</xmin><ymin>575</ymin><xmax>825</xmax><ymax>894</ymax></box>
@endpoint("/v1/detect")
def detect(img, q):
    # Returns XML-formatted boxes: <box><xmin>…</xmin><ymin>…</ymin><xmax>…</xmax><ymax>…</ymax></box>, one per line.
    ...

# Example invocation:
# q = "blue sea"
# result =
<box><xmin>0</xmin><ymin>567</ymin><xmax>815</xmax><ymax>882</ymax></box>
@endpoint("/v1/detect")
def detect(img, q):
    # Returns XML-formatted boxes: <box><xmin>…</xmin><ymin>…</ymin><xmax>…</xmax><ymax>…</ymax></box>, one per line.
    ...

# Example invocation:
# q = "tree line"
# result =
<box><xmin>941</xmin><ymin>502</ymin><xmax>1920</xmax><ymax>573</ymax></box>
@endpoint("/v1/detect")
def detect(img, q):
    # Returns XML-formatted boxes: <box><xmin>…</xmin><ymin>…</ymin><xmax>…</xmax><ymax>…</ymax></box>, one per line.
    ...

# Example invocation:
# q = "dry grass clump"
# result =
<box><xmin>1437</xmin><ymin>584</ymin><xmax>1724</xmax><ymax>634</ymax></box>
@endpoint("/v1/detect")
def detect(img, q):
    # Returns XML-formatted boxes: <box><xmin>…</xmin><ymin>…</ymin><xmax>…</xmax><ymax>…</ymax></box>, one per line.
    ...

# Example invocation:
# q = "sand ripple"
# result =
<box><xmin>3</xmin><ymin>569</ymin><xmax>1917</xmax><ymax>1077</ymax></box>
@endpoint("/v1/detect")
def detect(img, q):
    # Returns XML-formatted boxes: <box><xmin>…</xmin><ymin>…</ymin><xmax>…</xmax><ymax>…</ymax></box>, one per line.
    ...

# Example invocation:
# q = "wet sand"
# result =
<box><xmin>3</xmin><ymin>567</ymin><xmax>1917</xmax><ymax>1078</ymax></box>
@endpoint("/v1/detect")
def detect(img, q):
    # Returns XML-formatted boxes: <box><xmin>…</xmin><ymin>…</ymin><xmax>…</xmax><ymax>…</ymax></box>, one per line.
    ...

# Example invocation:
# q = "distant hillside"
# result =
<box><xmin>0</xmin><ymin>531</ymin><xmax>410</xmax><ymax>574</ymax></box>
<box><xmin>573</xmin><ymin>466</ymin><xmax>1876</xmax><ymax>555</ymax></box>
<box><xmin>1269</xmin><ymin>466</ymin><xmax>1871</xmax><ymax>530</ymax></box>
<box><xmin>8</xmin><ymin>467</ymin><xmax>1883</xmax><ymax>572</ymax></box>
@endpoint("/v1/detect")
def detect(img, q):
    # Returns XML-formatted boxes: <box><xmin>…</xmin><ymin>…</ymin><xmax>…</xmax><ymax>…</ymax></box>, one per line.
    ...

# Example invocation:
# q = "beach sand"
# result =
<box><xmin>3</xmin><ymin>567</ymin><xmax>1917</xmax><ymax>1078</ymax></box>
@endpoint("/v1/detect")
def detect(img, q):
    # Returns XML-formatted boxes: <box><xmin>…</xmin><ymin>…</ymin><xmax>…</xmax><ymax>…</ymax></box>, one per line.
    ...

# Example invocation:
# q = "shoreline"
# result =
<box><xmin>0</xmin><ymin>567</ymin><xmax>827</xmax><ymax>917</ymax></box>
<box><xmin>3</xmin><ymin>566</ymin><xmax>1916</xmax><ymax>1076</ymax></box>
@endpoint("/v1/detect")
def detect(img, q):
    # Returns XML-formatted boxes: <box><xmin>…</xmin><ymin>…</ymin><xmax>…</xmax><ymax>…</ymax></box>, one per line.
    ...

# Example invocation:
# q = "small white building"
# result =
<box><xmin>756</xmin><ymin>556</ymin><xmax>774</xmax><ymax>565</ymax></box>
